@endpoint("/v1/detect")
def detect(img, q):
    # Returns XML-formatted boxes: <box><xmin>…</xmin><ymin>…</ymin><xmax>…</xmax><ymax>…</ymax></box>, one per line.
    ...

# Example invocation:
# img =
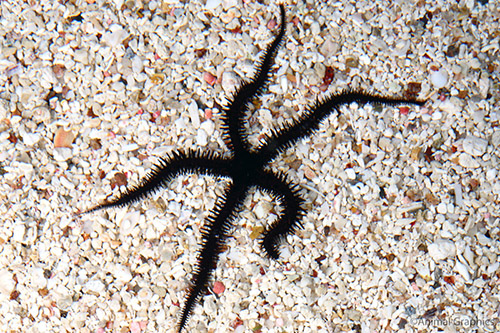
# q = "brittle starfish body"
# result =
<box><xmin>85</xmin><ymin>4</ymin><xmax>424</xmax><ymax>331</ymax></box>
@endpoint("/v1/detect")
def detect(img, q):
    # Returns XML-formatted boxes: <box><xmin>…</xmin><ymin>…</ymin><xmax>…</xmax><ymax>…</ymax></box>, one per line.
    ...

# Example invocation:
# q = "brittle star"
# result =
<box><xmin>84</xmin><ymin>4</ymin><xmax>425</xmax><ymax>331</ymax></box>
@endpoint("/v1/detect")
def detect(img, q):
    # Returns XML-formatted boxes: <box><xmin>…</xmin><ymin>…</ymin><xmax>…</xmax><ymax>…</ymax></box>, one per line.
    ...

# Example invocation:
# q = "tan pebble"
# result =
<box><xmin>304</xmin><ymin>166</ymin><xmax>316</xmax><ymax>180</ymax></box>
<box><xmin>54</xmin><ymin>128</ymin><xmax>75</xmax><ymax>148</ymax></box>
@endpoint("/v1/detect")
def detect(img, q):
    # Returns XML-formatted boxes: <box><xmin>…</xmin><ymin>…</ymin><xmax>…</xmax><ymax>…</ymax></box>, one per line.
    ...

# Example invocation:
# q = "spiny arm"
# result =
<box><xmin>257</xmin><ymin>90</ymin><xmax>426</xmax><ymax>162</ymax></box>
<box><xmin>254</xmin><ymin>170</ymin><xmax>306</xmax><ymax>259</ymax></box>
<box><xmin>178</xmin><ymin>184</ymin><xmax>247</xmax><ymax>332</ymax></box>
<box><xmin>220</xmin><ymin>4</ymin><xmax>286</xmax><ymax>153</ymax></box>
<box><xmin>84</xmin><ymin>150</ymin><xmax>230</xmax><ymax>213</ymax></box>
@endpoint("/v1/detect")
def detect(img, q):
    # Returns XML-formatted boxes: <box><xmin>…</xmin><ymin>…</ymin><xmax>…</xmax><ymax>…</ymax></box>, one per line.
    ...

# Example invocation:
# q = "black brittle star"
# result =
<box><xmin>84</xmin><ymin>4</ymin><xmax>425</xmax><ymax>332</ymax></box>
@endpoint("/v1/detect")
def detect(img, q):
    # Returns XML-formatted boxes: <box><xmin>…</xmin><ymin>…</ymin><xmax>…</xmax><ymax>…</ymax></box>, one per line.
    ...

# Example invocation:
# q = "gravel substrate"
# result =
<box><xmin>1</xmin><ymin>0</ymin><xmax>499</xmax><ymax>332</ymax></box>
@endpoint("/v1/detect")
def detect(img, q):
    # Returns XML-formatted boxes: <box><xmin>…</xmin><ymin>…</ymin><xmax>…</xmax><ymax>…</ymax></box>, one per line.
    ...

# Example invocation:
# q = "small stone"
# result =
<box><xmin>486</xmin><ymin>169</ymin><xmax>497</xmax><ymax>181</ymax></box>
<box><xmin>428</xmin><ymin>239</ymin><xmax>456</xmax><ymax>261</ymax></box>
<box><xmin>23</xmin><ymin>132</ymin><xmax>41</xmax><ymax>146</ymax></box>
<box><xmin>378</xmin><ymin>137</ymin><xmax>394</xmax><ymax>152</ymax></box>
<box><xmin>53</xmin><ymin>147</ymin><xmax>73</xmax><ymax>161</ymax></box>
<box><xmin>85</xmin><ymin>279</ymin><xmax>105</xmax><ymax>294</ymax></box>
<box><xmin>203</xmin><ymin>72</ymin><xmax>217</xmax><ymax>86</ymax></box>
<box><xmin>205</xmin><ymin>0</ymin><xmax>221</xmax><ymax>10</ymax></box>
<box><xmin>54</xmin><ymin>128</ymin><xmax>75</xmax><ymax>148</ymax></box>
<box><xmin>200</xmin><ymin>120</ymin><xmax>214</xmax><ymax>136</ymax></box>
<box><xmin>436</xmin><ymin>202</ymin><xmax>447</xmax><ymax>214</ymax></box>
<box><xmin>188</xmin><ymin>101</ymin><xmax>200</xmax><ymax>128</ymax></box>
<box><xmin>345</xmin><ymin>168</ymin><xmax>356</xmax><ymax>180</ymax></box>
<box><xmin>304</xmin><ymin>166</ymin><xmax>316</xmax><ymax>180</ymax></box>
<box><xmin>319</xmin><ymin>39</ymin><xmax>339</xmax><ymax>57</ymax></box>
<box><xmin>254</xmin><ymin>201</ymin><xmax>271</xmax><ymax>219</ymax></box>
<box><xmin>462</xmin><ymin>136</ymin><xmax>488</xmax><ymax>156</ymax></box>
<box><xmin>52</xmin><ymin>64</ymin><xmax>66</xmax><ymax>78</ymax></box>
<box><xmin>491</xmin><ymin>130</ymin><xmax>500</xmax><ymax>147</ymax></box>
<box><xmin>458</xmin><ymin>153</ymin><xmax>480</xmax><ymax>168</ymax></box>
<box><xmin>454</xmin><ymin>261</ymin><xmax>471</xmax><ymax>281</ymax></box>
<box><xmin>430</xmin><ymin>69</ymin><xmax>448</xmax><ymax>88</ymax></box>
<box><xmin>132</xmin><ymin>56</ymin><xmax>144</xmax><ymax>74</ymax></box>
<box><xmin>196</xmin><ymin>128</ymin><xmax>208</xmax><ymax>146</ymax></box>
<box><xmin>213</xmin><ymin>281</ymin><xmax>225</xmax><ymax>295</ymax></box>
<box><xmin>74</xmin><ymin>49</ymin><xmax>89</xmax><ymax>65</ymax></box>
<box><xmin>12</xmin><ymin>223</ymin><xmax>25</xmax><ymax>242</ymax></box>
<box><xmin>221</xmin><ymin>71</ymin><xmax>238</xmax><ymax>94</ymax></box>
<box><xmin>130</xmin><ymin>321</ymin><xmax>148</xmax><ymax>333</ymax></box>
<box><xmin>414</xmin><ymin>262</ymin><xmax>431</xmax><ymax>279</ymax></box>
<box><xmin>101</xmin><ymin>26</ymin><xmax>128</xmax><ymax>47</ymax></box>
<box><xmin>113</xmin><ymin>264</ymin><xmax>133</xmax><ymax>283</ymax></box>
<box><xmin>0</xmin><ymin>269</ymin><xmax>15</xmax><ymax>295</ymax></box>
<box><xmin>2</xmin><ymin>46</ymin><xmax>16</xmax><ymax>57</ymax></box>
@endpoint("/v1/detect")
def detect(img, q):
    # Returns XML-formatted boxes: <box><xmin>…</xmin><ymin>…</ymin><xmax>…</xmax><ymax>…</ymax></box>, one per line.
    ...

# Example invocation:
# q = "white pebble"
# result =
<box><xmin>458</xmin><ymin>153</ymin><xmax>480</xmax><ymax>168</ymax></box>
<box><xmin>491</xmin><ymin>130</ymin><xmax>500</xmax><ymax>146</ymax></box>
<box><xmin>22</xmin><ymin>132</ymin><xmax>41</xmax><ymax>146</ymax></box>
<box><xmin>188</xmin><ymin>101</ymin><xmax>200</xmax><ymax>128</ymax></box>
<box><xmin>486</xmin><ymin>169</ymin><xmax>497</xmax><ymax>181</ymax></box>
<box><xmin>132</xmin><ymin>56</ymin><xmax>144</xmax><ymax>74</ymax></box>
<box><xmin>378</xmin><ymin>137</ymin><xmax>393</xmax><ymax>152</ymax></box>
<box><xmin>488</xmin><ymin>262</ymin><xmax>499</xmax><ymax>275</ymax></box>
<box><xmin>428</xmin><ymin>239</ymin><xmax>456</xmax><ymax>261</ymax></box>
<box><xmin>414</xmin><ymin>262</ymin><xmax>431</xmax><ymax>279</ymax></box>
<box><xmin>436</xmin><ymin>202</ymin><xmax>447</xmax><ymax>214</ymax></box>
<box><xmin>454</xmin><ymin>261</ymin><xmax>471</xmax><ymax>281</ymax></box>
<box><xmin>200</xmin><ymin>120</ymin><xmax>214</xmax><ymax>136</ymax></box>
<box><xmin>196</xmin><ymin>128</ymin><xmax>208</xmax><ymax>146</ymax></box>
<box><xmin>53</xmin><ymin>147</ymin><xmax>73</xmax><ymax>161</ymax></box>
<box><xmin>101</xmin><ymin>26</ymin><xmax>128</xmax><ymax>48</ymax></box>
<box><xmin>0</xmin><ymin>269</ymin><xmax>15</xmax><ymax>295</ymax></box>
<box><xmin>463</xmin><ymin>136</ymin><xmax>488</xmax><ymax>156</ymax></box>
<box><xmin>205</xmin><ymin>0</ymin><xmax>221</xmax><ymax>10</ymax></box>
<box><xmin>345</xmin><ymin>168</ymin><xmax>356</xmax><ymax>180</ymax></box>
<box><xmin>120</xmin><ymin>211</ymin><xmax>140</xmax><ymax>236</ymax></box>
<box><xmin>254</xmin><ymin>201</ymin><xmax>271</xmax><ymax>219</ymax></box>
<box><xmin>85</xmin><ymin>279</ymin><xmax>105</xmax><ymax>294</ymax></box>
<box><xmin>310</xmin><ymin>21</ymin><xmax>320</xmax><ymax>35</ymax></box>
<box><xmin>113</xmin><ymin>264</ymin><xmax>133</xmax><ymax>283</ymax></box>
<box><xmin>431</xmin><ymin>111</ymin><xmax>442</xmax><ymax>120</ymax></box>
<box><xmin>430</xmin><ymin>69</ymin><xmax>448</xmax><ymax>88</ymax></box>
<box><xmin>73</xmin><ymin>49</ymin><xmax>89</xmax><ymax>65</ymax></box>
<box><xmin>12</xmin><ymin>223</ymin><xmax>26</xmax><ymax>242</ymax></box>
<box><xmin>221</xmin><ymin>71</ymin><xmax>238</xmax><ymax>94</ymax></box>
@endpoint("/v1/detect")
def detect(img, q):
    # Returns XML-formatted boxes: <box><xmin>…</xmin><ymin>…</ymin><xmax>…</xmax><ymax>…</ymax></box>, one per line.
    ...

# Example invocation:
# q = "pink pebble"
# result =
<box><xmin>213</xmin><ymin>281</ymin><xmax>225</xmax><ymax>295</ymax></box>
<box><xmin>130</xmin><ymin>321</ymin><xmax>147</xmax><ymax>333</ymax></box>
<box><xmin>267</xmin><ymin>18</ymin><xmax>277</xmax><ymax>30</ymax></box>
<box><xmin>203</xmin><ymin>72</ymin><xmax>217</xmax><ymax>86</ymax></box>
<box><xmin>130</xmin><ymin>322</ymin><xmax>141</xmax><ymax>333</ymax></box>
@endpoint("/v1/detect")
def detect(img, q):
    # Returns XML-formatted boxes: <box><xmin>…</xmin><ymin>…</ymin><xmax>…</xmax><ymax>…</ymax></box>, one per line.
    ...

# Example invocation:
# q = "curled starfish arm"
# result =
<box><xmin>255</xmin><ymin>170</ymin><xmax>306</xmax><ymax>259</ymax></box>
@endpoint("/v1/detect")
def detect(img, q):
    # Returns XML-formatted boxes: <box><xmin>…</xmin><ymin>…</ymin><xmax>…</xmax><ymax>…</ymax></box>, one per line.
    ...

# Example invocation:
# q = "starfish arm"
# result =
<box><xmin>220</xmin><ymin>4</ymin><xmax>286</xmax><ymax>153</ymax></box>
<box><xmin>84</xmin><ymin>149</ymin><xmax>231</xmax><ymax>213</ymax></box>
<box><xmin>254</xmin><ymin>170</ymin><xmax>306</xmax><ymax>259</ymax></box>
<box><xmin>178</xmin><ymin>183</ymin><xmax>247</xmax><ymax>332</ymax></box>
<box><xmin>257</xmin><ymin>90</ymin><xmax>426</xmax><ymax>162</ymax></box>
